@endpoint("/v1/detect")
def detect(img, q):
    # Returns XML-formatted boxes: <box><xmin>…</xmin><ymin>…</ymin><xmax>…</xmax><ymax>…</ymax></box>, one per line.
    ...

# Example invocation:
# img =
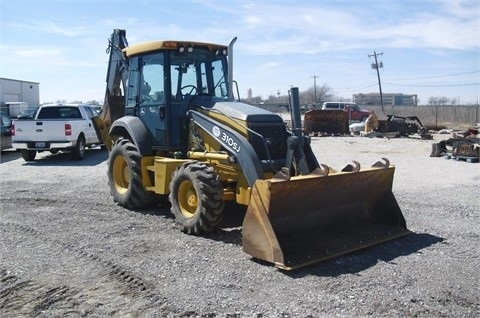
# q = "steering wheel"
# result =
<box><xmin>180</xmin><ymin>85</ymin><xmax>198</xmax><ymax>96</ymax></box>
<box><xmin>141</xmin><ymin>95</ymin><xmax>153</xmax><ymax>102</ymax></box>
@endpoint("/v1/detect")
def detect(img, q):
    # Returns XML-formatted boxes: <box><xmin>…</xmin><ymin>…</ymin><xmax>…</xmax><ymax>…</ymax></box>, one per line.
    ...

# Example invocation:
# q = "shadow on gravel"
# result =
<box><xmin>139</xmin><ymin>204</ymin><xmax>173</xmax><ymax>218</ymax></box>
<box><xmin>133</xmin><ymin>202</ymin><xmax>245</xmax><ymax>246</ymax></box>
<box><xmin>21</xmin><ymin>148</ymin><xmax>108</xmax><ymax>166</ymax></box>
<box><xmin>209</xmin><ymin>203</ymin><xmax>247</xmax><ymax>245</ymax></box>
<box><xmin>0</xmin><ymin>149</ymin><xmax>21</xmax><ymax>163</ymax></box>
<box><xmin>281</xmin><ymin>232</ymin><xmax>444</xmax><ymax>278</ymax></box>
<box><xmin>103</xmin><ymin>202</ymin><xmax>444</xmax><ymax>273</ymax></box>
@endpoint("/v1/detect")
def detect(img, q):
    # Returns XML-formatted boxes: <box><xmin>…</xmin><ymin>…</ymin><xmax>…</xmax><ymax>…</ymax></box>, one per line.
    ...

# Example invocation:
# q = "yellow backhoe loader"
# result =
<box><xmin>94</xmin><ymin>29</ymin><xmax>410</xmax><ymax>270</ymax></box>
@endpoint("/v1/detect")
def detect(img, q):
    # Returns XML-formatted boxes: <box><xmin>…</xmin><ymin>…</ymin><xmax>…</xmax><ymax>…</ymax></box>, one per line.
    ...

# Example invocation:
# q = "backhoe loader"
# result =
<box><xmin>94</xmin><ymin>29</ymin><xmax>410</xmax><ymax>270</ymax></box>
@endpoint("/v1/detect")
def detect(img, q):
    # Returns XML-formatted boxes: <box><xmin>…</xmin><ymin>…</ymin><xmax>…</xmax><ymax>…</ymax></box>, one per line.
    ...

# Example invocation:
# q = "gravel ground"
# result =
<box><xmin>0</xmin><ymin>134</ymin><xmax>479</xmax><ymax>317</ymax></box>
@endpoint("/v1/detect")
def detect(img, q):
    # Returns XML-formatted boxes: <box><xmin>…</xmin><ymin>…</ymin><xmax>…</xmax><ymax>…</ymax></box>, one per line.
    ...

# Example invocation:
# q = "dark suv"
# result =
<box><xmin>1</xmin><ymin>111</ymin><xmax>13</xmax><ymax>150</ymax></box>
<box><xmin>321</xmin><ymin>102</ymin><xmax>371</xmax><ymax>121</ymax></box>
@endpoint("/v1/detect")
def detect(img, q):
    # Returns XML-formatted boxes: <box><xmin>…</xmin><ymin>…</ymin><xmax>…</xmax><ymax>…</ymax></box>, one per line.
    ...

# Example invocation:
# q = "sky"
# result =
<box><xmin>1</xmin><ymin>0</ymin><xmax>479</xmax><ymax>105</ymax></box>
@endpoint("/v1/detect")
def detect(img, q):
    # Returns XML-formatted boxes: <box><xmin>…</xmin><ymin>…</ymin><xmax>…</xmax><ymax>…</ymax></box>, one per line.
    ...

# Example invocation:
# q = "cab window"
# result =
<box><xmin>141</xmin><ymin>53</ymin><xmax>165</xmax><ymax>104</ymax></box>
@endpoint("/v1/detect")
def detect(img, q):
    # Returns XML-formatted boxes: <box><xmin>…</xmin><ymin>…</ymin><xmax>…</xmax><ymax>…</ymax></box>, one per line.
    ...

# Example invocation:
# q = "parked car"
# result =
<box><xmin>321</xmin><ymin>102</ymin><xmax>371</xmax><ymax>122</ymax></box>
<box><xmin>1</xmin><ymin>111</ymin><xmax>13</xmax><ymax>150</ymax></box>
<box><xmin>12</xmin><ymin>104</ymin><xmax>102</xmax><ymax>161</ymax></box>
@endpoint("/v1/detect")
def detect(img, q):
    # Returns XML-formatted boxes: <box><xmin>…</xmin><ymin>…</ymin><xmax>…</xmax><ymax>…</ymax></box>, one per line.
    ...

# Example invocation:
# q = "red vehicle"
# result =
<box><xmin>321</xmin><ymin>102</ymin><xmax>371</xmax><ymax>122</ymax></box>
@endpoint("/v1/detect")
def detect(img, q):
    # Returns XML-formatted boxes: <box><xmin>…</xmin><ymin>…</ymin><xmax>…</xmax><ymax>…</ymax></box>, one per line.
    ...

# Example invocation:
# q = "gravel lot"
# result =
<box><xmin>1</xmin><ymin>134</ymin><xmax>479</xmax><ymax>317</ymax></box>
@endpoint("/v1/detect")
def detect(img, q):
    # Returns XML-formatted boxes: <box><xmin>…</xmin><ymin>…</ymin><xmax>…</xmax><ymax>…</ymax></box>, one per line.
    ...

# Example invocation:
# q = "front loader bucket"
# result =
<box><xmin>242</xmin><ymin>163</ymin><xmax>410</xmax><ymax>270</ymax></box>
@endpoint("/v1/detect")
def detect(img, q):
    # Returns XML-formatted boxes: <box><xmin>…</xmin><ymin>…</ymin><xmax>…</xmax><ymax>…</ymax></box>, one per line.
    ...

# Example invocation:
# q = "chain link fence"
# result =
<box><xmin>257</xmin><ymin>103</ymin><xmax>480</xmax><ymax>130</ymax></box>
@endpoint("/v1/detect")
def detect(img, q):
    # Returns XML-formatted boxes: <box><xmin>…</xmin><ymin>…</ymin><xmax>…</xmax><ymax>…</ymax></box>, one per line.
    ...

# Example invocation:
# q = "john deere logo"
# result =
<box><xmin>212</xmin><ymin>126</ymin><xmax>221</xmax><ymax>137</ymax></box>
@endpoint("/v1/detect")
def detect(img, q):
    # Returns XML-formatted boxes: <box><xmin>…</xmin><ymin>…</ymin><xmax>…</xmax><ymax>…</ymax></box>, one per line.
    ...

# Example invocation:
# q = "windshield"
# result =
<box><xmin>170</xmin><ymin>47</ymin><xmax>229</xmax><ymax>100</ymax></box>
<box><xmin>126</xmin><ymin>47</ymin><xmax>230</xmax><ymax>108</ymax></box>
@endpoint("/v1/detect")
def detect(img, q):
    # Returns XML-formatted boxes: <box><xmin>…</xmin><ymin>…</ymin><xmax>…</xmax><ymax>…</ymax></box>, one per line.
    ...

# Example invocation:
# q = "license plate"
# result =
<box><xmin>35</xmin><ymin>142</ymin><xmax>46</xmax><ymax>148</ymax></box>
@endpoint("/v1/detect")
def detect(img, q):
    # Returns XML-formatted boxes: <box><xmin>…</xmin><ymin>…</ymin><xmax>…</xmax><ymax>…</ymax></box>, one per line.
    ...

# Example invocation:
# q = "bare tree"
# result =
<box><xmin>428</xmin><ymin>97</ymin><xmax>438</xmax><ymax>106</ymax></box>
<box><xmin>429</xmin><ymin>96</ymin><xmax>450</xmax><ymax>106</ymax></box>
<box><xmin>438</xmin><ymin>97</ymin><xmax>449</xmax><ymax>106</ymax></box>
<box><xmin>264</xmin><ymin>94</ymin><xmax>289</xmax><ymax>104</ymax></box>
<box><xmin>241</xmin><ymin>84</ymin><xmax>336</xmax><ymax>107</ymax></box>
<box><xmin>300</xmin><ymin>84</ymin><xmax>335</xmax><ymax>105</ymax></box>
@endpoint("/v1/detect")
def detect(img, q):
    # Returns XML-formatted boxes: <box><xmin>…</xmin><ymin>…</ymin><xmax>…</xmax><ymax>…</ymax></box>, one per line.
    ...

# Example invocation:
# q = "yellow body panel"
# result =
<box><xmin>145</xmin><ymin>157</ymin><xmax>190</xmax><ymax>194</ymax></box>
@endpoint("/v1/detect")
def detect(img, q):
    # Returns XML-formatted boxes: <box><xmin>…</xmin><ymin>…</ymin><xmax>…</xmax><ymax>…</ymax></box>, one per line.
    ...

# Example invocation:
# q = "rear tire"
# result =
<box><xmin>169</xmin><ymin>161</ymin><xmax>224</xmax><ymax>234</ymax></box>
<box><xmin>107</xmin><ymin>139</ymin><xmax>157</xmax><ymax>209</ymax></box>
<box><xmin>21</xmin><ymin>149</ymin><xmax>36</xmax><ymax>161</ymax></box>
<box><xmin>72</xmin><ymin>136</ymin><xmax>86</xmax><ymax>160</ymax></box>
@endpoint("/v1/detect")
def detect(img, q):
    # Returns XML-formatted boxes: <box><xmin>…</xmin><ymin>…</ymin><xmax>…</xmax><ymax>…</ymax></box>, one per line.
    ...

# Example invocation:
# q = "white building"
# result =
<box><xmin>353</xmin><ymin>92</ymin><xmax>418</xmax><ymax>106</ymax></box>
<box><xmin>0</xmin><ymin>77</ymin><xmax>40</xmax><ymax>107</ymax></box>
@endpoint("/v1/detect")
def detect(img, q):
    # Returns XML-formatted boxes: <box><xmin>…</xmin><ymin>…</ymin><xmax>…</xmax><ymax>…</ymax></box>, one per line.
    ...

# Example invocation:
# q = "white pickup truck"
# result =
<box><xmin>12</xmin><ymin>103</ymin><xmax>102</xmax><ymax>161</ymax></box>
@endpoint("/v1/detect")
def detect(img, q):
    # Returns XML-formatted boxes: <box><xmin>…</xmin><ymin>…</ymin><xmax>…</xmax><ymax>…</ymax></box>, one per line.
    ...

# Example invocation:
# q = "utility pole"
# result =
<box><xmin>311</xmin><ymin>75</ymin><xmax>319</xmax><ymax>104</ymax></box>
<box><xmin>368</xmin><ymin>51</ymin><xmax>384</xmax><ymax>113</ymax></box>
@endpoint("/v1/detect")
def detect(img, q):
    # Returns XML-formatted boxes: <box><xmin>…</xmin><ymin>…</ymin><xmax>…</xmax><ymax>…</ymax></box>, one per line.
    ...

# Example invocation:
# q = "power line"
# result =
<box><xmin>386</xmin><ymin>71</ymin><xmax>480</xmax><ymax>82</ymax></box>
<box><xmin>383</xmin><ymin>82</ymin><xmax>480</xmax><ymax>87</ymax></box>
<box><xmin>342</xmin><ymin>83</ymin><xmax>378</xmax><ymax>91</ymax></box>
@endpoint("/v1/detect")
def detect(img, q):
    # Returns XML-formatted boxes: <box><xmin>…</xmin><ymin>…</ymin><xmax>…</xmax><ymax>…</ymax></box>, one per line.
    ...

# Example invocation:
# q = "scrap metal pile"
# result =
<box><xmin>303</xmin><ymin>110</ymin><xmax>432</xmax><ymax>139</ymax></box>
<box><xmin>304</xmin><ymin>109</ymin><xmax>349</xmax><ymax>135</ymax></box>
<box><xmin>376</xmin><ymin>115</ymin><xmax>431</xmax><ymax>139</ymax></box>
<box><xmin>430</xmin><ymin>128</ymin><xmax>480</xmax><ymax>163</ymax></box>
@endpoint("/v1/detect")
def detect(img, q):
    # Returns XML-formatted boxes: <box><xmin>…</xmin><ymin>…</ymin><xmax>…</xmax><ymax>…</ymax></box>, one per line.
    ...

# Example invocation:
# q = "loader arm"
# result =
<box><xmin>94</xmin><ymin>29</ymin><xmax>130</xmax><ymax>150</ymax></box>
<box><xmin>284</xmin><ymin>87</ymin><xmax>321</xmax><ymax>175</ymax></box>
<box><xmin>189</xmin><ymin>109</ymin><xmax>264</xmax><ymax>187</ymax></box>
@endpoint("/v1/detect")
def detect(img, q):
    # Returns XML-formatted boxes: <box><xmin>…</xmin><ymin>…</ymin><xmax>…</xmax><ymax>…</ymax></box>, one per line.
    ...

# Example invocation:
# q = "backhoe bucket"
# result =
<box><xmin>242</xmin><ymin>163</ymin><xmax>410</xmax><ymax>270</ymax></box>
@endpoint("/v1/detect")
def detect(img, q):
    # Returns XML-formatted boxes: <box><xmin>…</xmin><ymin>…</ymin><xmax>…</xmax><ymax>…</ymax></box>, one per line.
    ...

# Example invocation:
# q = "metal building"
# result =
<box><xmin>0</xmin><ymin>77</ymin><xmax>40</xmax><ymax>107</ymax></box>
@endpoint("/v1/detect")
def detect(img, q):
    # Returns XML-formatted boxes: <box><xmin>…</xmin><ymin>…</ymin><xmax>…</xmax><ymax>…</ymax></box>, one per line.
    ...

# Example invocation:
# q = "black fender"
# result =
<box><xmin>109</xmin><ymin>116</ymin><xmax>153</xmax><ymax>155</ymax></box>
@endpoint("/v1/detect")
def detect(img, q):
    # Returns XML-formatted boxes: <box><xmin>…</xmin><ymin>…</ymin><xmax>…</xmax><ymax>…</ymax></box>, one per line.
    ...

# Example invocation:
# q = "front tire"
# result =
<box><xmin>169</xmin><ymin>161</ymin><xmax>224</xmax><ymax>234</ymax></box>
<box><xmin>21</xmin><ymin>149</ymin><xmax>36</xmax><ymax>161</ymax></box>
<box><xmin>107</xmin><ymin>139</ymin><xmax>157</xmax><ymax>209</ymax></box>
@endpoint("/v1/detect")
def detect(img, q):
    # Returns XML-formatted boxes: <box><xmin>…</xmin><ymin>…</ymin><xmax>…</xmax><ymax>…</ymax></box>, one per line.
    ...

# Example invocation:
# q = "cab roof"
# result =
<box><xmin>123</xmin><ymin>40</ymin><xmax>228</xmax><ymax>57</ymax></box>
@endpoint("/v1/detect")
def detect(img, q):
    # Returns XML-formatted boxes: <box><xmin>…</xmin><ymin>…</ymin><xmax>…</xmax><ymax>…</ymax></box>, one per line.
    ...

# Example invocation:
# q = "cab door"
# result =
<box><xmin>134</xmin><ymin>53</ymin><xmax>169</xmax><ymax>149</ymax></box>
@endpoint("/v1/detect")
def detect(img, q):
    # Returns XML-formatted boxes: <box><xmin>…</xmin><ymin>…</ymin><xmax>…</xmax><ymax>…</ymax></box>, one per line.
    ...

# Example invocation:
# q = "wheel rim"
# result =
<box><xmin>79</xmin><ymin>140</ymin><xmax>85</xmax><ymax>157</ymax></box>
<box><xmin>178</xmin><ymin>180</ymin><xmax>198</xmax><ymax>218</ymax></box>
<box><xmin>112</xmin><ymin>155</ymin><xmax>129</xmax><ymax>194</ymax></box>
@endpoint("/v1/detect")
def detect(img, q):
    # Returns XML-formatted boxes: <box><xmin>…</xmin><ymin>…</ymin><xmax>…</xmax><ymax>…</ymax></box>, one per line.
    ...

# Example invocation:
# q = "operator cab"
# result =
<box><xmin>124</xmin><ymin>41</ymin><xmax>230</xmax><ymax>152</ymax></box>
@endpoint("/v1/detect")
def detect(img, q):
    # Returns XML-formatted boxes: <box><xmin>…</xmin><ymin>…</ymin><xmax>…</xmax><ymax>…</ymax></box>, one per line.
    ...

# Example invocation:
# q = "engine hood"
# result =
<box><xmin>211</xmin><ymin>101</ymin><xmax>284</xmax><ymax>123</ymax></box>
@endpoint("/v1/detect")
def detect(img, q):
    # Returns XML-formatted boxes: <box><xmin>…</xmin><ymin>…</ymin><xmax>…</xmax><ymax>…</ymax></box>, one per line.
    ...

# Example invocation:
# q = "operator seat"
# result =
<box><xmin>141</xmin><ymin>81</ymin><xmax>151</xmax><ymax>96</ymax></box>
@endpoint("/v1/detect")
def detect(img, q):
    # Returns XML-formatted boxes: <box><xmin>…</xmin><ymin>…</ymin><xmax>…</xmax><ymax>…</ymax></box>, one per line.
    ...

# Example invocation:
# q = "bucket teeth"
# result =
<box><xmin>272</xmin><ymin>167</ymin><xmax>291</xmax><ymax>181</ymax></box>
<box><xmin>372</xmin><ymin>158</ymin><xmax>390</xmax><ymax>169</ymax></box>
<box><xmin>311</xmin><ymin>164</ymin><xmax>330</xmax><ymax>176</ymax></box>
<box><xmin>341</xmin><ymin>160</ymin><xmax>361</xmax><ymax>172</ymax></box>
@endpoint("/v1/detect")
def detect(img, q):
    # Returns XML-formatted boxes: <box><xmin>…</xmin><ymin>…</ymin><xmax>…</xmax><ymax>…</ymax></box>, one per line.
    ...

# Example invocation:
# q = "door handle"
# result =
<box><xmin>159</xmin><ymin>105</ymin><xmax>165</xmax><ymax>119</ymax></box>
